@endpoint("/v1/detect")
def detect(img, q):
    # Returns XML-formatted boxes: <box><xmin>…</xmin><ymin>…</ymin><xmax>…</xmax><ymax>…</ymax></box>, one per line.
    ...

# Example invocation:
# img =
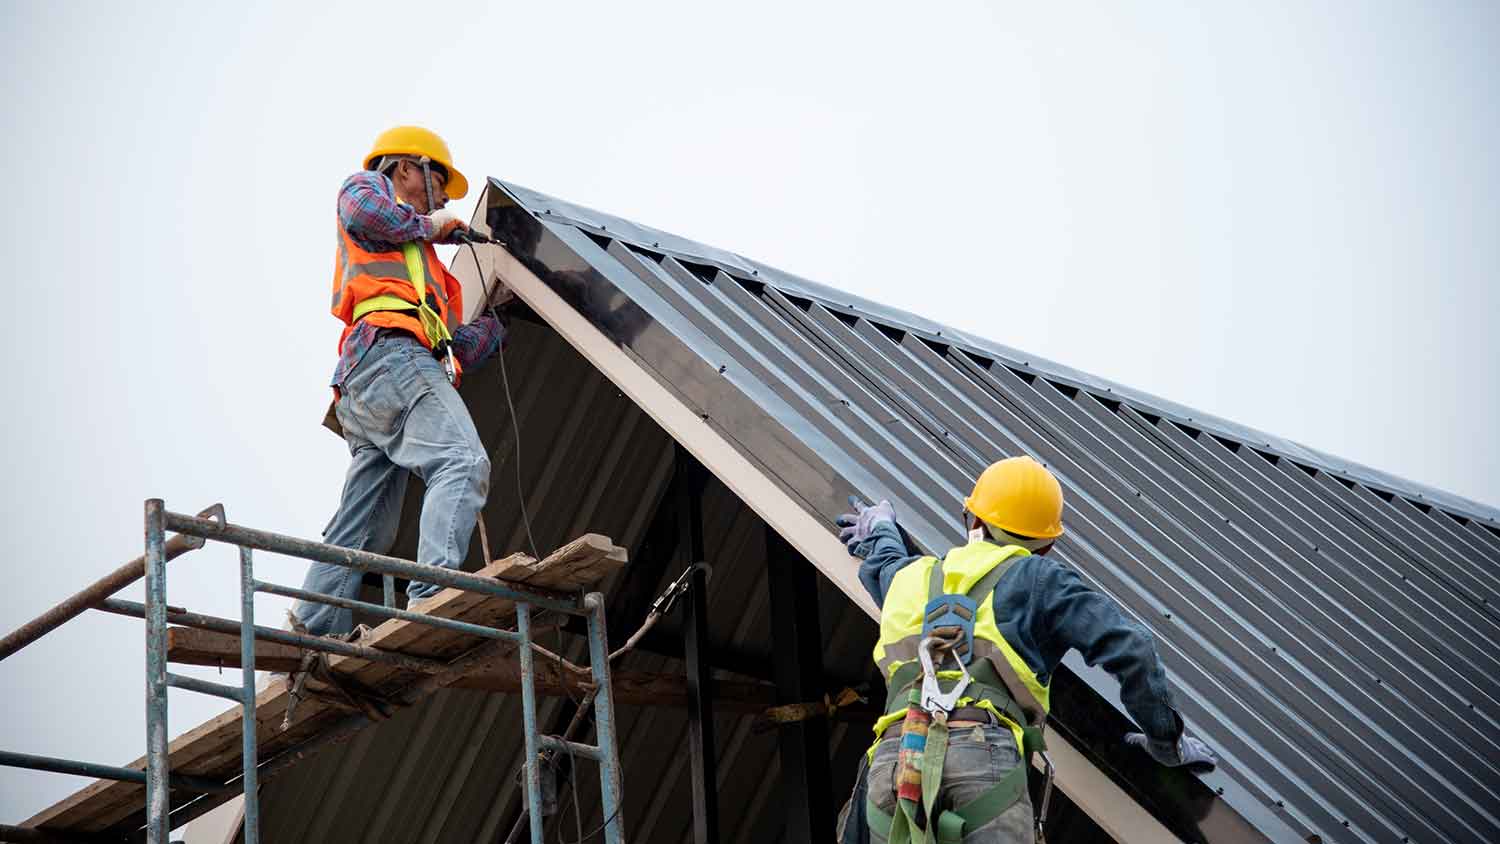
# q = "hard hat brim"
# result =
<box><xmin>363</xmin><ymin>149</ymin><xmax>469</xmax><ymax>200</ymax></box>
<box><xmin>963</xmin><ymin>497</ymin><xmax>1065</xmax><ymax>540</ymax></box>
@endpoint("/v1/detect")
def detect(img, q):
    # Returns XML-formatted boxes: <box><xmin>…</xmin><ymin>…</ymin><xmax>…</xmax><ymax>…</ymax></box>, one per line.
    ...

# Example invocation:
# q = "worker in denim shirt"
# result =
<box><xmin>837</xmin><ymin>456</ymin><xmax>1215</xmax><ymax>844</ymax></box>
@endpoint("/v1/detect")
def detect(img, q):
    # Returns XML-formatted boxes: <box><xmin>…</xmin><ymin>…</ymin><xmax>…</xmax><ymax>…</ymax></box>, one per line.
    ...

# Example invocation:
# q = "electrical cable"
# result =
<box><xmin>465</xmin><ymin>235</ymin><xmax>628</xmax><ymax>842</ymax></box>
<box><xmin>467</xmin><ymin>240</ymin><xmax>541</xmax><ymax>563</ymax></box>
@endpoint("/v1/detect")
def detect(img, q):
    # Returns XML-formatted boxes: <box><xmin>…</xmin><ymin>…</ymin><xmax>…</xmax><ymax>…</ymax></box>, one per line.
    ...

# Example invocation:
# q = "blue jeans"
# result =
<box><xmin>294</xmin><ymin>332</ymin><xmax>491</xmax><ymax>637</ymax></box>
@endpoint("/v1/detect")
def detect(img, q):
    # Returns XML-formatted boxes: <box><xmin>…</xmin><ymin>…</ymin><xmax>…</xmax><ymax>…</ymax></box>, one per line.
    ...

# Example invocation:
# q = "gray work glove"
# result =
<box><xmin>1124</xmin><ymin>731</ymin><xmax>1218</xmax><ymax>772</ymax></box>
<box><xmin>835</xmin><ymin>496</ymin><xmax>897</xmax><ymax>555</ymax></box>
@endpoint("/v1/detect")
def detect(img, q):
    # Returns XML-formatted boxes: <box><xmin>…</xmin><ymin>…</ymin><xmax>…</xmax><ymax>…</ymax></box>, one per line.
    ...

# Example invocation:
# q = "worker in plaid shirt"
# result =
<box><xmin>295</xmin><ymin>126</ymin><xmax>504</xmax><ymax>638</ymax></box>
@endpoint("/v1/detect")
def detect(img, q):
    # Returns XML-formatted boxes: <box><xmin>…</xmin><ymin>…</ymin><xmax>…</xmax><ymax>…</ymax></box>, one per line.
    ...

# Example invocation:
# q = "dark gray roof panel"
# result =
<box><xmin>496</xmin><ymin>179</ymin><xmax>1500</xmax><ymax>532</ymax></box>
<box><xmin>476</xmin><ymin>178</ymin><xmax>1500</xmax><ymax>843</ymax></box>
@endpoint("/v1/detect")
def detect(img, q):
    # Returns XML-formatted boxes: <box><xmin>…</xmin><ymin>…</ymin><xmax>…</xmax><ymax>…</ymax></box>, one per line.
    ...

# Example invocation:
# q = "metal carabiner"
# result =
<box><xmin>917</xmin><ymin>635</ymin><xmax>971</xmax><ymax>714</ymax></box>
<box><xmin>443</xmin><ymin>345</ymin><xmax>458</xmax><ymax>385</ymax></box>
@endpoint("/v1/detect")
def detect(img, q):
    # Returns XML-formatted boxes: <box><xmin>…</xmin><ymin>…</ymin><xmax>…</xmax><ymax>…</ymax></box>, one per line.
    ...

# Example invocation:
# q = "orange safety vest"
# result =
<box><xmin>330</xmin><ymin>218</ymin><xmax>466</xmax><ymax>383</ymax></box>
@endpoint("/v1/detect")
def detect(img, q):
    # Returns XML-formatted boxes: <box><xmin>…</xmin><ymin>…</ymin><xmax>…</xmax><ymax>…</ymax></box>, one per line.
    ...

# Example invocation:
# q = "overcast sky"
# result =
<box><xmin>2</xmin><ymin>0</ymin><xmax>1496</xmax><ymax>824</ymax></box>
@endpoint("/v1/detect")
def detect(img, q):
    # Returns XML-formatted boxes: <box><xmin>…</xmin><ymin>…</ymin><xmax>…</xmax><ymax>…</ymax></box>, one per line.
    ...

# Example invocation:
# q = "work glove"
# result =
<box><xmin>1124</xmin><ymin>730</ymin><xmax>1218</xmax><ymax>772</ymax></box>
<box><xmin>426</xmin><ymin>207</ymin><xmax>469</xmax><ymax>242</ymax></box>
<box><xmin>835</xmin><ymin>496</ymin><xmax>897</xmax><ymax>556</ymax></box>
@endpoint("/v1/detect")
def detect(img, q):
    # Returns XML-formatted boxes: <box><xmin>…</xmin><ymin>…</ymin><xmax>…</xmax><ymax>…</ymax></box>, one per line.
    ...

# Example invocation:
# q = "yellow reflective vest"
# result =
<box><xmin>871</xmin><ymin>538</ymin><xmax>1052</xmax><ymax>753</ymax></box>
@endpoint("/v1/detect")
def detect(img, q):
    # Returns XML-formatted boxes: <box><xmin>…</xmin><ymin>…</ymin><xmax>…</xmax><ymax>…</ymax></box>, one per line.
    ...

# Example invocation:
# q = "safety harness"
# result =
<box><xmin>351</xmin><ymin>240</ymin><xmax>459</xmax><ymax>383</ymax></box>
<box><xmin>866</xmin><ymin>555</ymin><xmax>1054</xmax><ymax>844</ymax></box>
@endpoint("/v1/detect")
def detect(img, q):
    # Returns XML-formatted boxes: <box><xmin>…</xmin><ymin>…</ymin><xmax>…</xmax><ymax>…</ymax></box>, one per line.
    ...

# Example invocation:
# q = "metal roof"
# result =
<box><xmin>234</xmin><ymin>178</ymin><xmax>1500</xmax><ymax>844</ymax></box>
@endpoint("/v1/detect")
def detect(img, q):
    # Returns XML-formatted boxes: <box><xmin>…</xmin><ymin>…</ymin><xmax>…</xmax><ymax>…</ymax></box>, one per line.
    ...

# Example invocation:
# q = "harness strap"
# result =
<box><xmin>867</xmin><ymin>549</ymin><xmax>1040</xmax><ymax>840</ymax></box>
<box><xmin>349</xmin><ymin>243</ymin><xmax>454</xmax><ymax>349</ymax></box>
<box><xmin>927</xmin><ymin>556</ymin><xmax>946</xmax><ymax>601</ymax></box>
<box><xmin>866</xmin><ymin>746</ymin><xmax>1030</xmax><ymax>843</ymax></box>
<box><xmin>964</xmin><ymin>557</ymin><xmax>1011</xmax><ymax>606</ymax></box>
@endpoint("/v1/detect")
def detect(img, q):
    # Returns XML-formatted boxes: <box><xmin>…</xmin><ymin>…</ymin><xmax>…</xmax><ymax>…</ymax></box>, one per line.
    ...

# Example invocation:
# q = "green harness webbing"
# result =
<box><xmin>350</xmin><ymin>242</ymin><xmax>454</xmax><ymax>349</ymax></box>
<box><xmin>867</xmin><ymin>556</ymin><xmax>1042</xmax><ymax>843</ymax></box>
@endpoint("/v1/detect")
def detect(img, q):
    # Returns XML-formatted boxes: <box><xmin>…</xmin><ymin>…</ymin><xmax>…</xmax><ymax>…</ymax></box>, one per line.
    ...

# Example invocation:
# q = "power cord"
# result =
<box><xmin>467</xmin><ymin>240</ymin><xmax>541</xmax><ymax>563</ymax></box>
<box><xmin>465</xmin><ymin>235</ymin><xmax>624</xmax><ymax>842</ymax></box>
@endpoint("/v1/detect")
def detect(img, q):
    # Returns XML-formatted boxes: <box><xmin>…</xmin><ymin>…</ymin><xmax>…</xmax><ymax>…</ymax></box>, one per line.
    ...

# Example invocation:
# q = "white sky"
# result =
<box><xmin>2</xmin><ymin>0</ymin><xmax>1496</xmax><ymax>824</ymax></box>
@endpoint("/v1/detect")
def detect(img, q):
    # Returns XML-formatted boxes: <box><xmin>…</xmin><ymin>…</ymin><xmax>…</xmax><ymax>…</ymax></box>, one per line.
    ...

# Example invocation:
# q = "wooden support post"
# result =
<box><xmin>765</xmin><ymin>526</ymin><xmax>833</xmax><ymax>844</ymax></box>
<box><xmin>678</xmin><ymin>447</ymin><xmax>719</xmax><ymax>844</ymax></box>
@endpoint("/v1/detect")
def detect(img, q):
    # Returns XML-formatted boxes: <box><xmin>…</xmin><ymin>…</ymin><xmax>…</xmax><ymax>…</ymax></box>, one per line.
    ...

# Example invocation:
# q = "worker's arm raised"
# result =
<box><xmin>836</xmin><ymin>497</ymin><xmax>920</xmax><ymax>606</ymax></box>
<box><xmin>337</xmin><ymin>171</ymin><xmax>436</xmax><ymax>245</ymax></box>
<box><xmin>1030</xmin><ymin>559</ymin><xmax>1214</xmax><ymax>769</ymax></box>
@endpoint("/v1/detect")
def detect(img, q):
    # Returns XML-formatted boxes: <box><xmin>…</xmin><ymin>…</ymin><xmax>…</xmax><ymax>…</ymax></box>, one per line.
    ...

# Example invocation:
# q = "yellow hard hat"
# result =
<box><xmin>363</xmin><ymin>125</ymin><xmax>469</xmax><ymax>200</ymax></box>
<box><xmin>964</xmin><ymin>456</ymin><xmax>1065</xmax><ymax>540</ymax></box>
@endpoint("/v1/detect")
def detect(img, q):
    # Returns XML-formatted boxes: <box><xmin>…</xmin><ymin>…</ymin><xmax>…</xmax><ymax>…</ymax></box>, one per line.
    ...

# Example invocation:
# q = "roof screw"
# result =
<box><xmin>544</xmin><ymin>209</ymin><xmax>551</xmax><ymax>214</ymax></box>
<box><xmin>717</xmin><ymin>365</ymin><xmax>727</xmax><ymax>374</ymax></box>
<box><xmin>1164</xmin><ymin>612</ymin><xmax>1172</xmax><ymax>620</ymax></box>
<box><xmin>1270</xmin><ymin>646</ymin><xmax>1278</xmax><ymax>653</ymax></box>
<box><xmin>600</xmin><ymin>224</ymin><xmax>607</xmax><ymax>230</ymax></box>
<box><xmin>1376</xmin><ymin>678</ymin><xmax>1382</xmax><ymax>685</ymax></box>
<box><xmin>1216</xmin><ymin>787</ymin><xmax>1224</xmax><ymax>795</ymax></box>
<box><xmin>1342</xmin><ymin>821</ymin><xmax>1350</xmax><ymax>828</ymax></box>
<box><xmin>1275</xmin><ymin>800</ymin><xmax>1284</xmax><ymax>809</ymax></box>
<box><xmin>653</xmin><ymin>241</ymin><xmax>659</xmax><ymax>247</ymax></box>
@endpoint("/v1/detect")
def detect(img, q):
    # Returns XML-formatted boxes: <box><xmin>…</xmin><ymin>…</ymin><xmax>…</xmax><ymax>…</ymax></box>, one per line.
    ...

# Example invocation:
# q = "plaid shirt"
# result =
<box><xmin>331</xmin><ymin>171</ymin><xmax>504</xmax><ymax>387</ymax></box>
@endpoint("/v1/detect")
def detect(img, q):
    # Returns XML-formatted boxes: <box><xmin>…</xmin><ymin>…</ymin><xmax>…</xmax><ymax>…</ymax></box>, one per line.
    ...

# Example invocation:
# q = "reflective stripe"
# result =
<box><xmin>352</xmin><ymin>294</ymin><xmax>418</xmax><ymax>322</ymax></box>
<box><xmin>875</xmin><ymin>641</ymin><xmax>921</xmax><ymax>677</ymax></box>
<box><xmin>345</xmin><ymin>259</ymin><xmax>412</xmax><ymax>286</ymax></box>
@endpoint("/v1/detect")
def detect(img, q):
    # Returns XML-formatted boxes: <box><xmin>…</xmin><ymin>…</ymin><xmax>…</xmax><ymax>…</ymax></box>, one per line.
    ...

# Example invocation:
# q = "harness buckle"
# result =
<box><xmin>917</xmin><ymin>635</ymin><xmax>971</xmax><ymax>715</ymax></box>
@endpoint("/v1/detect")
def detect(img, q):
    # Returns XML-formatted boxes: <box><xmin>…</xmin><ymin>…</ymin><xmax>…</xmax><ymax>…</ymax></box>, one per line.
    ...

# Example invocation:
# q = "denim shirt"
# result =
<box><xmin>856</xmin><ymin>521</ymin><xmax>1181</xmax><ymax>743</ymax></box>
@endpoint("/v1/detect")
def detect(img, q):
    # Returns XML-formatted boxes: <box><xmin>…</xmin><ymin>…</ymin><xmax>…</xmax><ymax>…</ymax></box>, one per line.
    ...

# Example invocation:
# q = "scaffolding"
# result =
<box><xmin>0</xmin><ymin>499</ymin><xmax>626</xmax><ymax>844</ymax></box>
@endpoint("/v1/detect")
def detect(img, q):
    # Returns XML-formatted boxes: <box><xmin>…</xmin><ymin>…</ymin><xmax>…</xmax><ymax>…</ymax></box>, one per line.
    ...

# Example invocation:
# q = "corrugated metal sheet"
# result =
<box><xmin>244</xmin><ymin>179</ymin><xmax>1500</xmax><ymax>844</ymax></box>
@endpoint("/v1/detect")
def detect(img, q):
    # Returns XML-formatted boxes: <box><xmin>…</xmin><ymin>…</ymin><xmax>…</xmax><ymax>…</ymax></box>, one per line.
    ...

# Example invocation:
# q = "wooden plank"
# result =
<box><xmin>163</xmin><ymin>626</ymin><xmax>815</xmax><ymax>712</ymax></box>
<box><xmin>23</xmin><ymin>535</ymin><xmax>626</xmax><ymax>835</ymax></box>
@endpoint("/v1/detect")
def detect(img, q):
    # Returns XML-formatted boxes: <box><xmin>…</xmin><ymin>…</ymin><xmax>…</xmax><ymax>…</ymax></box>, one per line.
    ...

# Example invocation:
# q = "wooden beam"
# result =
<box><xmin>162</xmin><ymin>626</ymin><xmax>795</xmax><ymax>713</ymax></box>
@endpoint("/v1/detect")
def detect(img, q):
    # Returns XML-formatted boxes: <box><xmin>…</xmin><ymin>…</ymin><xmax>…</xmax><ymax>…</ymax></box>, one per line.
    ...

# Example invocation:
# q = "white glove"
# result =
<box><xmin>426</xmin><ymin>207</ymin><xmax>468</xmax><ymax>242</ymax></box>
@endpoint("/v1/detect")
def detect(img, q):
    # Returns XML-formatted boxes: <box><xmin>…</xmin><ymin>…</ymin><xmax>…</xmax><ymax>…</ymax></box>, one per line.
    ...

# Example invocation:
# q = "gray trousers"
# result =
<box><xmin>859</xmin><ymin>723</ymin><xmax>1035</xmax><ymax>844</ymax></box>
